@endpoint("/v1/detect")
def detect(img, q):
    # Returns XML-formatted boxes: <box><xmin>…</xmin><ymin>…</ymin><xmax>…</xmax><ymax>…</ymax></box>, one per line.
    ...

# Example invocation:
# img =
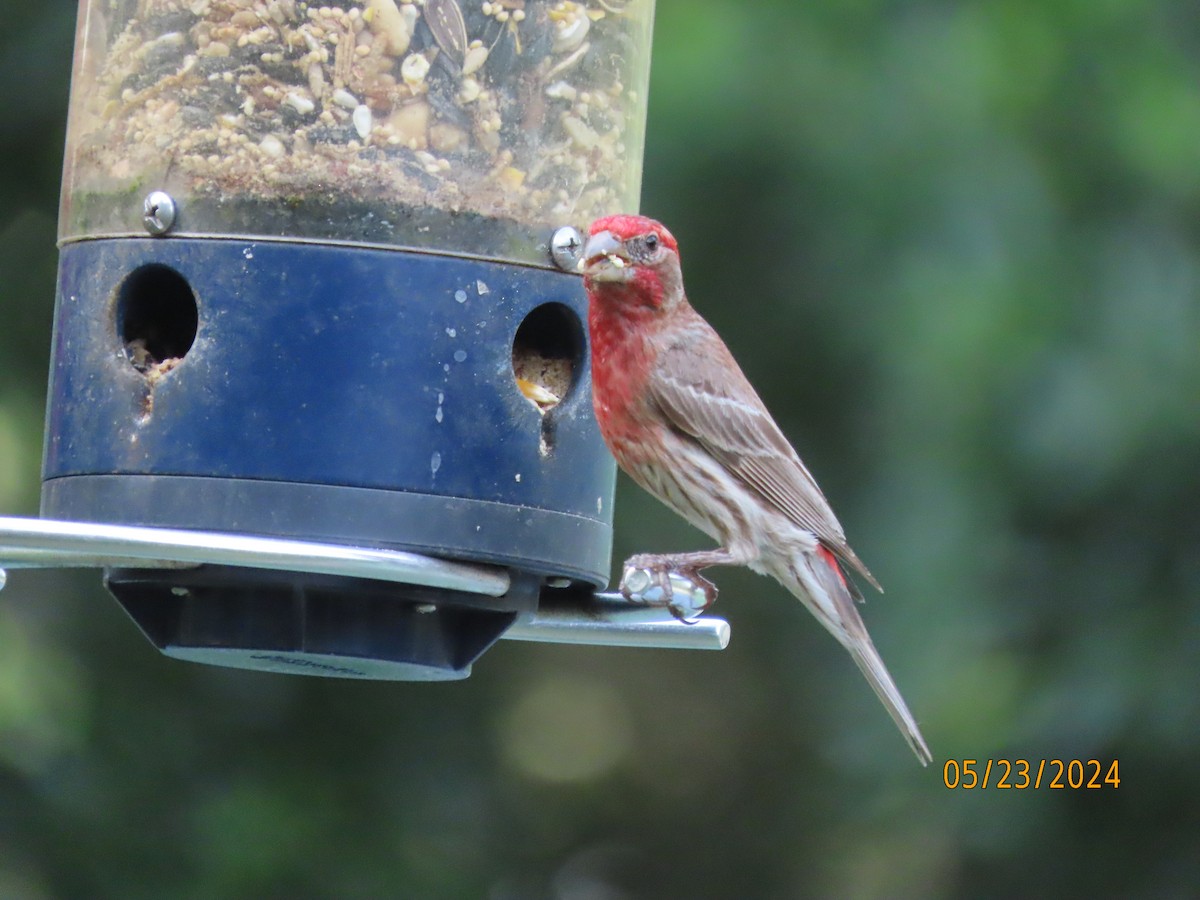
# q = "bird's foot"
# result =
<box><xmin>619</xmin><ymin>555</ymin><xmax>719</xmax><ymax>622</ymax></box>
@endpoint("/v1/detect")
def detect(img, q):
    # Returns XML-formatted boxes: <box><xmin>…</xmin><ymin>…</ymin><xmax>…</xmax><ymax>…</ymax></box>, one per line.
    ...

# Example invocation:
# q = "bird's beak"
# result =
<box><xmin>580</xmin><ymin>230</ymin><xmax>631</xmax><ymax>281</ymax></box>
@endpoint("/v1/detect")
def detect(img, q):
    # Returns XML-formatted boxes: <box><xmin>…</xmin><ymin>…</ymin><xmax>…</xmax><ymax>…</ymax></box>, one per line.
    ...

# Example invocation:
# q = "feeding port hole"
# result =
<box><xmin>116</xmin><ymin>264</ymin><xmax>198</xmax><ymax>378</ymax></box>
<box><xmin>511</xmin><ymin>303</ymin><xmax>584</xmax><ymax>414</ymax></box>
<box><xmin>512</xmin><ymin>303</ymin><xmax>585</xmax><ymax>458</ymax></box>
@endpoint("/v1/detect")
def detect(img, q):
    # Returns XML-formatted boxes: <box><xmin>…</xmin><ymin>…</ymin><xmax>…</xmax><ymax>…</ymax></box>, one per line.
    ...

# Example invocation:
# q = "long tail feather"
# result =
<box><xmin>847</xmin><ymin>638</ymin><xmax>932</xmax><ymax>766</ymax></box>
<box><xmin>776</xmin><ymin>548</ymin><xmax>932</xmax><ymax>765</ymax></box>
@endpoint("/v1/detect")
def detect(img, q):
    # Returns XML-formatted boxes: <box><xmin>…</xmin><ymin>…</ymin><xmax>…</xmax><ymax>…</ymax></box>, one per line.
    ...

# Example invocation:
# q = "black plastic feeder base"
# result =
<box><xmin>106</xmin><ymin>565</ymin><xmax>538</xmax><ymax>680</ymax></box>
<box><xmin>44</xmin><ymin>236</ymin><xmax>616</xmax><ymax>677</ymax></box>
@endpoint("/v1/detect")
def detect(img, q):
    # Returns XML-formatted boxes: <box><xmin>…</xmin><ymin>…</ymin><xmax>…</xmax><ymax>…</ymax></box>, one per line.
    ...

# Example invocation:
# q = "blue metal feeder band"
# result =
<box><xmin>42</xmin><ymin>238</ymin><xmax>616</xmax><ymax>585</ymax></box>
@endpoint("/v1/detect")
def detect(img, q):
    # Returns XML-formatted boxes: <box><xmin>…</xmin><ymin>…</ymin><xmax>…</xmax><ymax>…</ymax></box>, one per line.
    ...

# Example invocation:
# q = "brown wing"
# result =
<box><xmin>647</xmin><ymin>322</ymin><xmax>882</xmax><ymax>593</ymax></box>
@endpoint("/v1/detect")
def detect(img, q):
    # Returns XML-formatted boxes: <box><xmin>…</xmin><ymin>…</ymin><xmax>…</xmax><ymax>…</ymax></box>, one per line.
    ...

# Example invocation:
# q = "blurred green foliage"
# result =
<box><xmin>1</xmin><ymin>0</ymin><xmax>1198</xmax><ymax>896</ymax></box>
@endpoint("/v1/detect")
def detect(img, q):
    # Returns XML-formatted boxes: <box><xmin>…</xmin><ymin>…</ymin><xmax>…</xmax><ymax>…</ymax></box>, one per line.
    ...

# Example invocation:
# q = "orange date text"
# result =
<box><xmin>942</xmin><ymin>759</ymin><xmax>1120</xmax><ymax>789</ymax></box>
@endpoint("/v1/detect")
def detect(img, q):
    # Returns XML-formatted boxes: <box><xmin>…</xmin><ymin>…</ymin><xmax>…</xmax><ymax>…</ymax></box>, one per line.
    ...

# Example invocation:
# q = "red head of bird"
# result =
<box><xmin>581</xmin><ymin>215</ymin><xmax>685</xmax><ymax>319</ymax></box>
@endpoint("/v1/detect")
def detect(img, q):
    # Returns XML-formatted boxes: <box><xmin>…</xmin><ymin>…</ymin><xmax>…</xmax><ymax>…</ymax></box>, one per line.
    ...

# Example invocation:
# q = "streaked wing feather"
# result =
<box><xmin>648</xmin><ymin>330</ymin><xmax>882</xmax><ymax>592</ymax></box>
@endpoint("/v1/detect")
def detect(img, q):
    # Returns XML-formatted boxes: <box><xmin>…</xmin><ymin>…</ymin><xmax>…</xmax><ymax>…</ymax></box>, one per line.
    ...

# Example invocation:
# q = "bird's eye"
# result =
<box><xmin>644</xmin><ymin>233</ymin><xmax>659</xmax><ymax>252</ymax></box>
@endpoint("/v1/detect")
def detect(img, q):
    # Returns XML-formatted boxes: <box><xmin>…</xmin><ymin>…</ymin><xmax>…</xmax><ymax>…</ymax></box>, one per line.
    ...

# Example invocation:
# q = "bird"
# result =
<box><xmin>580</xmin><ymin>213</ymin><xmax>932</xmax><ymax>765</ymax></box>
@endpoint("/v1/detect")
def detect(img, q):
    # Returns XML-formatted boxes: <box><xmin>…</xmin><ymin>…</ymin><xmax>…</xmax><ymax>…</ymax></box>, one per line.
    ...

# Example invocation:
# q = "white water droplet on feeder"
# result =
<box><xmin>454</xmin><ymin>289</ymin><xmax>467</xmax><ymax>303</ymax></box>
<box><xmin>453</xmin><ymin>349</ymin><xmax>467</xmax><ymax>363</ymax></box>
<box><xmin>430</xmin><ymin>451</ymin><xmax>442</xmax><ymax>475</ymax></box>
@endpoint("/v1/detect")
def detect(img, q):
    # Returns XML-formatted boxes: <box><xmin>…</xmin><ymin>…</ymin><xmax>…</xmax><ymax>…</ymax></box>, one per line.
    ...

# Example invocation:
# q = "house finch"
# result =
<box><xmin>581</xmin><ymin>214</ymin><xmax>931</xmax><ymax>765</ymax></box>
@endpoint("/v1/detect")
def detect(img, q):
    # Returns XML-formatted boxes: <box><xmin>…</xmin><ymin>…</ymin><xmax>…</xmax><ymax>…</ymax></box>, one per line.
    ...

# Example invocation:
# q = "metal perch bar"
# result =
<box><xmin>0</xmin><ymin>515</ymin><xmax>510</xmax><ymax>596</ymax></box>
<box><xmin>506</xmin><ymin>594</ymin><xmax>730</xmax><ymax>650</ymax></box>
<box><xmin>0</xmin><ymin>516</ymin><xmax>730</xmax><ymax>651</ymax></box>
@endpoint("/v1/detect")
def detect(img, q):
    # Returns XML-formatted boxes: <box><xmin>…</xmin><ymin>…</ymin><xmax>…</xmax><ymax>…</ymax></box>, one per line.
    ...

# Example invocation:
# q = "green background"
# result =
<box><xmin>1</xmin><ymin>0</ymin><xmax>1197</xmax><ymax>896</ymax></box>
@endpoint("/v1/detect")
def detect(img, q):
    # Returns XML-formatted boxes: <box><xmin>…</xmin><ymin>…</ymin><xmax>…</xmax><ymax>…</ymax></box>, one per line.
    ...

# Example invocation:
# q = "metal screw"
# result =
<box><xmin>550</xmin><ymin>225</ymin><xmax>583</xmax><ymax>272</ymax></box>
<box><xmin>142</xmin><ymin>191</ymin><xmax>177</xmax><ymax>236</ymax></box>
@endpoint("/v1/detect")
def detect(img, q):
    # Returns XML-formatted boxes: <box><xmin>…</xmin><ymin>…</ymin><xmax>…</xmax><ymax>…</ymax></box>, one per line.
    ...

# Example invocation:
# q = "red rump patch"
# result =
<box><xmin>817</xmin><ymin>545</ymin><xmax>848</xmax><ymax>589</ymax></box>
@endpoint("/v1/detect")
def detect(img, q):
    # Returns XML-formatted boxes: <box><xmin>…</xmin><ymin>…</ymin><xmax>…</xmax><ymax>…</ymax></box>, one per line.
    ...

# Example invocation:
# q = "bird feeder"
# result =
<box><xmin>3</xmin><ymin>0</ymin><xmax>730</xmax><ymax>679</ymax></box>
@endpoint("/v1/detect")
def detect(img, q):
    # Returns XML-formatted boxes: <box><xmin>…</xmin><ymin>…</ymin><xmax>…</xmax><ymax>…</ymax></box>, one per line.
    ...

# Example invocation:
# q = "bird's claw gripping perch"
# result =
<box><xmin>619</xmin><ymin>560</ymin><xmax>718</xmax><ymax>623</ymax></box>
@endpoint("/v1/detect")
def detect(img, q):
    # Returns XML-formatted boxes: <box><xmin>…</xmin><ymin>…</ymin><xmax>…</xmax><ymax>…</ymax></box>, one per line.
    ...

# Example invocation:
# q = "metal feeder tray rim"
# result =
<box><xmin>0</xmin><ymin>516</ymin><xmax>729</xmax><ymax>651</ymax></box>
